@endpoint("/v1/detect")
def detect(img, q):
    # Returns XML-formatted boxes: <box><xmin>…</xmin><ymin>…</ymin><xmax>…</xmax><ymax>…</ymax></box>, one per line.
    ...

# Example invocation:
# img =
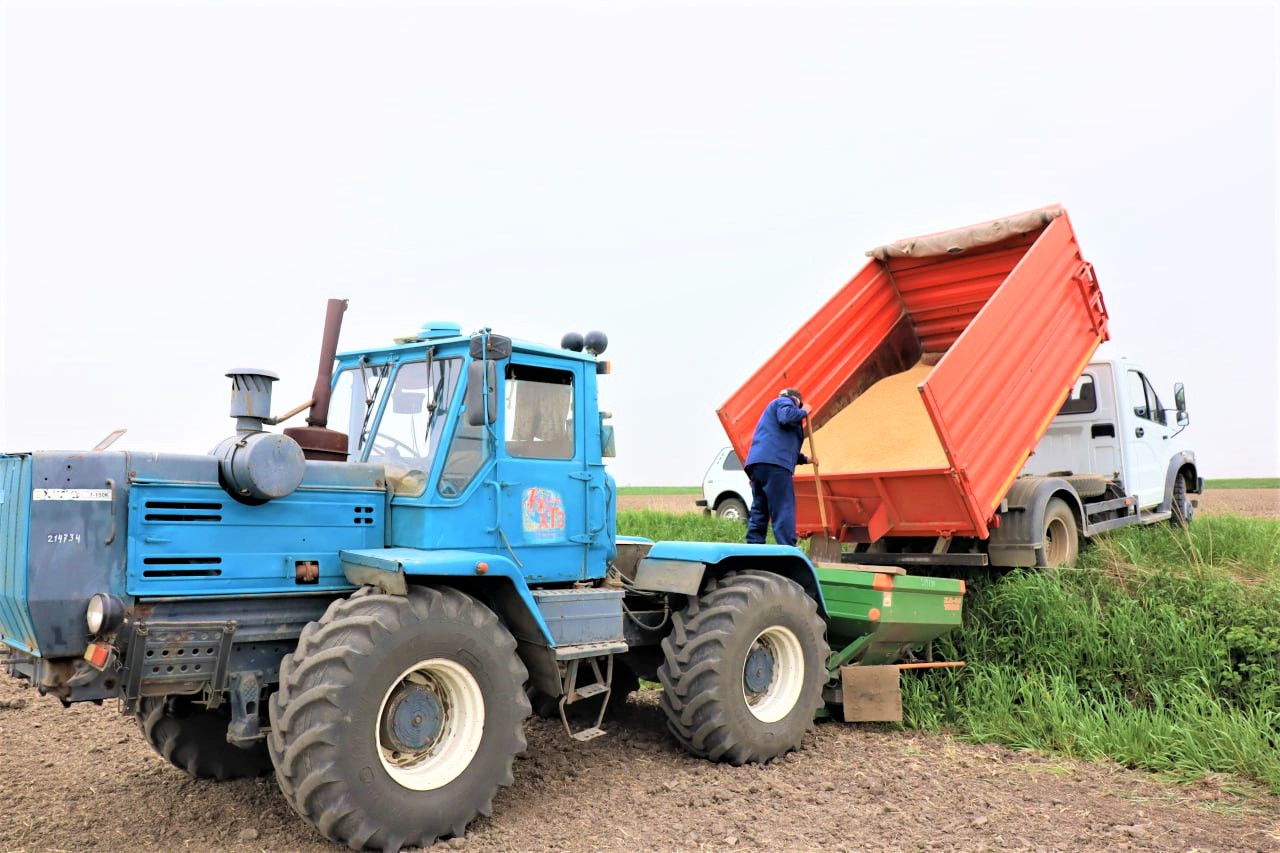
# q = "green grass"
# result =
<box><xmin>618</xmin><ymin>510</ymin><xmax>763</xmax><ymax>543</ymax></box>
<box><xmin>618</xmin><ymin>508</ymin><xmax>1280</xmax><ymax>793</ymax></box>
<box><xmin>1205</xmin><ymin>478</ymin><xmax>1280</xmax><ymax>489</ymax></box>
<box><xmin>616</xmin><ymin>486</ymin><xmax>700</xmax><ymax>496</ymax></box>
<box><xmin>902</xmin><ymin>515</ymin><xmax>1280</xmax><ymax>792</ymax></box>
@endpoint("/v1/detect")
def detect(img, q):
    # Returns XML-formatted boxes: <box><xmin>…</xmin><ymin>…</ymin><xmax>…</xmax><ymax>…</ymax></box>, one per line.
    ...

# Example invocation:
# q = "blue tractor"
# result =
<box><xmin>0</xmin><ymin>300</ymin><xmax>830</xmax><ymax>850</ymax></box>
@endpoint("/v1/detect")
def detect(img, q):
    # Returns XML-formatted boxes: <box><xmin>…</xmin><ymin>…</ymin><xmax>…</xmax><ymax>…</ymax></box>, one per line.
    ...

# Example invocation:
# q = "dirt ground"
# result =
<box><xmin>620</xmin><ymin>489</ymin><xmax>1280</xmax><ymax>520</ymax></box>
<box><xmin>2</xmin><ymin>676</ymin><xmax>1278</xmax><ymax>853</ymax></box>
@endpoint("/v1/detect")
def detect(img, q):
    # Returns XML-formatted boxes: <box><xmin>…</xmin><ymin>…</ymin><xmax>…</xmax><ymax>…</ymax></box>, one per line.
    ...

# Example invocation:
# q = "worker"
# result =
<box><xmin>744</xmin><ymin>388</ymin><xmax>809</xmax><ymax>547</ymax></box>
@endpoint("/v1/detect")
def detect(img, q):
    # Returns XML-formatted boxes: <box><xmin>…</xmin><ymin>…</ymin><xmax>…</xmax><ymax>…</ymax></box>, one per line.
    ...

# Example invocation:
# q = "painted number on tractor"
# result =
<box><xmin>47</xmin><ymin>532</ymin><xmax>82</xmax><ymax>544</ymax></box>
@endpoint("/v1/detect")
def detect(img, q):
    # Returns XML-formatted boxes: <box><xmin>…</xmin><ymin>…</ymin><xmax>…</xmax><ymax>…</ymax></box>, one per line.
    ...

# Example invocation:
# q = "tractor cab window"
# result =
<box><xmin>367</xmin><ymin>358</ymin><xmax>462</xmax><ymax>493</ymax></box>
<box><xmin>504</xmin><ymin>364</ymin><xmax>575</xmax><ymax>459</ymax></box>
<box><xmin>331</xmin><ymin>361</ymin><xmax>392</xmax><ymax>457</ymax></box>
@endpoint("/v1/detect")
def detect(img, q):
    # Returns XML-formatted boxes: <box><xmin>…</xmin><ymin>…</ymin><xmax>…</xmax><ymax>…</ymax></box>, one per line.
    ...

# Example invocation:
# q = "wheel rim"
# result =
<box><xmin>742</xmin><ymin>626</ymin><xmax>804</xmax><ymax>723</ymax></box>
<box><xmin>720</xmin><ymin>505</ymin><xmax>743</xmax><ymax>520</ymax></box>
<box><xmin>377</xmin><ymin>658</ymin><xmax>484</xmax><ymax>791</ymax></box>
<box><xmin>1045</xmin><ymin>517</ymin><xmax>1070</xmax><ymax>565</ymax></box>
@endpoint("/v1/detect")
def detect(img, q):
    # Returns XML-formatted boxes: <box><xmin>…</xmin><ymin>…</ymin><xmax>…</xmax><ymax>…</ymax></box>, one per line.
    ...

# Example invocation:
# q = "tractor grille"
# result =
<box><xmin>0</xmin><ymin>456</ymin><xmax>37</xmax><ymax>654</ymax></box>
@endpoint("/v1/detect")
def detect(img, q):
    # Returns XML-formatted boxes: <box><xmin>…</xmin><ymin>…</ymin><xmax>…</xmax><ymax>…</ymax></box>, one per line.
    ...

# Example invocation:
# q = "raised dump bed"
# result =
<box><xmin>718</xmin><ymin>207</ymin><xmax>1109</xmax><ymax>543</ymax></box>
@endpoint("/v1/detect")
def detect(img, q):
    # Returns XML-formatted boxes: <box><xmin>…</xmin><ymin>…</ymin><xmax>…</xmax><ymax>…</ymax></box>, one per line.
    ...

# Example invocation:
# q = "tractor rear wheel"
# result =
<box><xmin>267</xmin><ymin>586</ymin><xmax>530</xmax><ymax>851</ymax></box>
<box><xmin>658</xmin><ymin>571</ymin><xmax>827</xmax><ymax>765</ymax></box>
<box><xmin>137</xmin><ymin>695</ymin><xmax>272</xmax><ymax>781</ymax></box>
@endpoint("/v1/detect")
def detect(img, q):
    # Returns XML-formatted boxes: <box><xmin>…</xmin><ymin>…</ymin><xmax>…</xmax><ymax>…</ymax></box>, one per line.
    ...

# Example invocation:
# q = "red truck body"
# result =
<box><xmin>718</xmin><ymin>207</ymin><xmax>1110</xmax><ymax>543</ymax></box>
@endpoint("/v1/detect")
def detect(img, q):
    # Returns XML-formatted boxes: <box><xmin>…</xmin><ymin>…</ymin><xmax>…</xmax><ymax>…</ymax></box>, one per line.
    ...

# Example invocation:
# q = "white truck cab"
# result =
<box><xmin>1021</xmin><ymin>353</ymin><xmax>1198</xmax><ymax>520</ymax></box>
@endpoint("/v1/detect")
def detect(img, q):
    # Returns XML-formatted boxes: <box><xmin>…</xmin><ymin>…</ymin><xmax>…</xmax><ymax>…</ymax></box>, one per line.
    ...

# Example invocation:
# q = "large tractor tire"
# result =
<box><xmin>267</xmin><ymin>586</ymin><xmax>530</xmax><ymax>852</ymax></box>
<box><xmin>1041</xmin><ymin>497</ymin><xmax>1080</xmax><ymax>567</ymax></box>
<box><xmin>137</xmin><ymin>695</ymin><xmax>273</xmax><ymax>781</ymax></box>
<box><xmin>658</xmin><ymin>571</ymin><xmax>827</xmax><ymax>765</ymax></box>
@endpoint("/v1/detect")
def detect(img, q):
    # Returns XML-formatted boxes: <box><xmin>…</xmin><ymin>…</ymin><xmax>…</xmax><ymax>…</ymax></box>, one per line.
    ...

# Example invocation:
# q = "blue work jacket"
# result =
<box><xmin>744</xmin><ymin>396</ymin><xmax>808</xmax><ymax>472</ymax></box>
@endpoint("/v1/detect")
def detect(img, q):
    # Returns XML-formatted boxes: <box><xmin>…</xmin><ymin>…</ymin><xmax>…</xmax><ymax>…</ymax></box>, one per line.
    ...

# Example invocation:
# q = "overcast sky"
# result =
<box><xmin>3</xmin><ymin>2</ymin><xmax>1277</xmax><ymax>484</ymax></box>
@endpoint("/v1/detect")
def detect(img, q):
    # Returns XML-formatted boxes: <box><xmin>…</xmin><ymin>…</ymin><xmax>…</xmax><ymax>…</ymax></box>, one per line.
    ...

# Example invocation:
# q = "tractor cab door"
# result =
<box><xmin>493</xmin><ymin>356</ymin><xmax>602</xmax><ymax>583</ymax></box>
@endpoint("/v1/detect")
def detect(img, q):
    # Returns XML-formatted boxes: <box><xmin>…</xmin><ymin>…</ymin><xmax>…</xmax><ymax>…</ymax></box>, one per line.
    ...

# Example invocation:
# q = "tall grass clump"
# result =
<box><xmin>902</xmin><ymin>515</ymin><xmax>1280</xmax><ymax>791</ymax></box>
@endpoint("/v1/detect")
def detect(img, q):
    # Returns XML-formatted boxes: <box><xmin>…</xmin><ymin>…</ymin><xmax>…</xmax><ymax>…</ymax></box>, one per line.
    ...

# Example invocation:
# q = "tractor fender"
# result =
<box><xmin>340</xmin><ymin>547</ymin><xmax>555</xmax><ymax>645</ymax></box>
<box><xmin>1156</xmin><ymin>451</ymin><xmax>1199</xmax><ymax>513</ymax></box>
<box><xmin>635</xmin><ymin>541</ymin><xmax>827</xmax><ymax>617</ymax></box>
<box><xmin>988</xmin><ymin>477</ymin><xmax>1084</xmax><ymax>567</ymax></box>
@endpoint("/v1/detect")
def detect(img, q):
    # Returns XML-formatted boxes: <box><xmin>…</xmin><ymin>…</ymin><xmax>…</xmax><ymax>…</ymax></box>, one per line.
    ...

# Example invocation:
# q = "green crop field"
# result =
<box><xmin>616</xmin><ymin>510</ymin><xmax>1280</xmax><ymax>793</ymax></box>
<box><xmin>616</xmin><ymin>486</ymin><xmax>701</xmax><ymax>496</ymax></box>
<box><xmin>1205</xmin><ymin>477</ymin><xmax>1280</xmax><ymax>489</ymax></box>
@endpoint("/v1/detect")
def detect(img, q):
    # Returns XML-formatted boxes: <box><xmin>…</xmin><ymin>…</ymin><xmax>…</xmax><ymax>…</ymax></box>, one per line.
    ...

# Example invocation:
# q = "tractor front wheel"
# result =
<box><xmin>267</xmin><ymin>586</ymin><xmax>530</xmax><ymax>851</ymax></box>
<box><xmin>658</xmin><ymin>571</ymin><xmax>827</xmax><ymax>765</ymax></box>
<box><xmin>137</xmin><ymin>695</ymin><xmax>272</xmax><ymax>781</ymax></box>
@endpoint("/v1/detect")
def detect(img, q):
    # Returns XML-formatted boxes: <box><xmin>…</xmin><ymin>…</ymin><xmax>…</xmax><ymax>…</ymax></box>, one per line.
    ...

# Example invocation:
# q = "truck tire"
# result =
<box><xmin>658</xmin><ymin>571</ymin><xmax>827</xmax><ymax>765</ymax></box>
<box><xmin>1041</xmin><ymin>497</ymin><xmax>1079</xmax><ymax>567</ymax></box>
<box><xmin>137</xmin><ymin>695</ymin><xmax>273</xmax><ymax>781</ymax></box>
<box><xmin>528</xmin><ymin>660</ymin><xmax>639</xmax><ymax>721</ymax></box>
<box><xmin>1171</xmin><ymin>474</ymin><xmax>1195</xmax><ymax>528</ymax></box>
<box><xmin>267</xmin><ymin>586</ymin><xmax>530</xmax><ymax>852</ymax></box>
<box><xmin>716</xmin><ymin>496</ymin><xmax>749</xmax><ymax>522</ymax></box>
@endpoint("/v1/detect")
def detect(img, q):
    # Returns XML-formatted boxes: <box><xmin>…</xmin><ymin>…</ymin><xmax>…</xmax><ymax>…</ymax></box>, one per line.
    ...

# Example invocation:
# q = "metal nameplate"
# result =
<box><xmin>32</xmin><ymin>489</ymin><xmax>112</xmax><ymax>501</ymax></box>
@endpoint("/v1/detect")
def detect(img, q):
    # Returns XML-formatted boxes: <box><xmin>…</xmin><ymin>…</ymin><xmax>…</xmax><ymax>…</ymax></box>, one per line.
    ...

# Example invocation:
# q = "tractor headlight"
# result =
<box><xmin>86</xmin><ymin>594</ymin><xmax>123</xmax><ymax>635</ymax></box>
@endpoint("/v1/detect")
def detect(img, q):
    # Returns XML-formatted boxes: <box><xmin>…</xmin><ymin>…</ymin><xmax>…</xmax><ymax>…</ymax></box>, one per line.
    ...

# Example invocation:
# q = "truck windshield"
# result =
<box><xmin>367</xmin><ymin>358</ymin><xmax>462</xmax><ymax>471</ymax></box>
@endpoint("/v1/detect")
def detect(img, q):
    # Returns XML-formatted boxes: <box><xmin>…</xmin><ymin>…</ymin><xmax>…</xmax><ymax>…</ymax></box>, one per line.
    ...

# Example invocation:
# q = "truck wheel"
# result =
<box><xmin>1171</xmin><ymin>474</ymin><xmax>1195</xmax><ymax>528</ymax></box>
<box><xmin>658</xmin><ymin>571</ymin><xmax>827</xmax><ymax>765</ymax></box>
<box><xmin>137</xmin><ymin>695</ymin><xmax>272</xmax><ymax>781</ymax></box>
<box><xmin>716</xmin><ymin>497</ymin><xmax>749</xmax><ymax>522</ymax></box>
<box><xmin>268</xmin><ymin>586</ymin><xmax>530</xmax><ymax>851</ymax></box>
<box><xmin>1041</xmin><ymin>497</ymin><xmax>1080</xmax><ymax>567</ymax></box>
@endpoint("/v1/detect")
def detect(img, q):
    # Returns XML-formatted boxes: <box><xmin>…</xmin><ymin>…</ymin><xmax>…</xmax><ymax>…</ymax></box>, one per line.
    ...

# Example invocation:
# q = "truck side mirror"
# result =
<box><xmin>465</xmin><ymin>361</ymin><xmax>498</xmax><ymax>426</ymax></box>
<box><xmin>1174</xmin><ymin>382</ymin><xmax>1186</xmax><ymax>412</ymax></box>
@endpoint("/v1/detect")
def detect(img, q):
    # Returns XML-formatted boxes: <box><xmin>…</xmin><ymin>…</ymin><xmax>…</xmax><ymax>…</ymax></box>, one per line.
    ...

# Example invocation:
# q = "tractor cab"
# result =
<box><xmin>327</xmin><ymin>324</ymin><xmax>618</xmax><ymax>583</ymax></box>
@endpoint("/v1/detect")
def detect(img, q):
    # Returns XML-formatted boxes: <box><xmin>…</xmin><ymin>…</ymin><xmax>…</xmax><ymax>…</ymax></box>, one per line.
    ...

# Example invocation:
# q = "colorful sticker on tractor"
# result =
<box><xmin>522</xmin><ymin>488</ymin><xmax>566</xmax><ymax>541</ymax></box>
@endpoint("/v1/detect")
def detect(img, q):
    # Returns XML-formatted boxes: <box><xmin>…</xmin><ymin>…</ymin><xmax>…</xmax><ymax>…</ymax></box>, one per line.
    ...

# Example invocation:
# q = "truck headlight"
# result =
<box><xmin>86</xmin><ymin>594</ymin><xmax>123</xmax><ymax>635</ymax></box>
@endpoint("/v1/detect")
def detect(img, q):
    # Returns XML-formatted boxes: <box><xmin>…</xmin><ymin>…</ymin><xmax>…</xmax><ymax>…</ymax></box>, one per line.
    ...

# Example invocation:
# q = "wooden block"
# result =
<box><xmin>840</xmin><ymin>665</ymin><xmax>902</xmax><ymax>722</ymax></box>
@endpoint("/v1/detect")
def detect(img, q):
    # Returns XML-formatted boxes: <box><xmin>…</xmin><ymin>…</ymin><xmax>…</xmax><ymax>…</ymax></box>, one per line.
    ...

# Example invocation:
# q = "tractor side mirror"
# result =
<box><xmin>1174</xmin><ymin>382</ymin><xmax>1186</xmax><ymax>412</ymax></box>
<box><xmin>465</xmin><ymin>360</ymin><xmax>498</xmax><ymax>426</ymax></box>
<box><xmin>601</xmin><ymin>423</ymin><xmax>616</xmax><ymax>458</ymax></box>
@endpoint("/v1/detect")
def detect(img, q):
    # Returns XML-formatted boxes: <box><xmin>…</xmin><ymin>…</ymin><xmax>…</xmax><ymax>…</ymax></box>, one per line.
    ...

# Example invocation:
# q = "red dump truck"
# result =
<box><xmin>718</xmin><ymin>207</ymin><xmax>1200</xmax><ymax>569</ymax></box>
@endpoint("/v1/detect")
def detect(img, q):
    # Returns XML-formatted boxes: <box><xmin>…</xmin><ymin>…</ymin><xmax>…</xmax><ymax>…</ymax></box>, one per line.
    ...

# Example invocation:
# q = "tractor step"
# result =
<box><xmin>557</xmin><ymin>653</ymin><xmax>616</xmax><ymax>742</ymax></box>
<box><xmin>572</xmin><ymin>682</ymin><xmax>608</xmax><ymax>700</ymax></box>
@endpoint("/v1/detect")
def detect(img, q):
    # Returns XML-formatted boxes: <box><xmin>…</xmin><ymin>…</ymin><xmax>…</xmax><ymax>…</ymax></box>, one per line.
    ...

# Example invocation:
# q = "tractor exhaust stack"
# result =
<box><xmin>284</xmin><ymin>298</ymin><xmax>351</xmax><ymax>461</ymax></box>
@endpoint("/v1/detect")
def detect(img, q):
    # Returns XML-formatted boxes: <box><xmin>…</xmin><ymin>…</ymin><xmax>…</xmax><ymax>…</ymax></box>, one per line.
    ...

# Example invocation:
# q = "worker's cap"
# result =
<box><xmin>780</xmin><ymin>388</ymin><xmax>803</xmax><ymax>407</ymax></box>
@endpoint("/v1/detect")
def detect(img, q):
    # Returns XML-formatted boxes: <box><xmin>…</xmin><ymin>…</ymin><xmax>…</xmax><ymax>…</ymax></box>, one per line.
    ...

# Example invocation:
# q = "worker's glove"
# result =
<box><xmin>797</xmin><ymin>453</ymin><xmax>809</xmax><ymax>465</ymax></box>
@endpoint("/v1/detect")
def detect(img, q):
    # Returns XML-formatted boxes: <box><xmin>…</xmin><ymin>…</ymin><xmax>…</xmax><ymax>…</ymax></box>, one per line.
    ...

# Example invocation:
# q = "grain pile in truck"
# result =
<box><xmin>795</xmin><ymin>360</ymin><xmax>947</xmax><ymax>474</ymax></box>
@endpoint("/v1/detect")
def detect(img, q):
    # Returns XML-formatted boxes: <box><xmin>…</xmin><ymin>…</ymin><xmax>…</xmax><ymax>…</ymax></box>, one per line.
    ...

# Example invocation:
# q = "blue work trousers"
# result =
<box><xmin>745</xmin><ymin>463</ymin><xmax>797</xmax><ymax>547</ymax></box>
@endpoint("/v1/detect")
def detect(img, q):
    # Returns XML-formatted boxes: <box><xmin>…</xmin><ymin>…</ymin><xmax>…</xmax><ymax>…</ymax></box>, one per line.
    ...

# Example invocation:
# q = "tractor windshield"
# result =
<box><xmin>366</xmin><ymin>358</ymin><xmax>462</xmax><ymax>493</ymax></box>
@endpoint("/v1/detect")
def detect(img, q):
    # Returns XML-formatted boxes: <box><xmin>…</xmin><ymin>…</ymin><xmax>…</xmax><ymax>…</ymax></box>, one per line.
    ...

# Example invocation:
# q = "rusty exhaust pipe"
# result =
<box><xmin>284</xmin><ymin>298</ymin><xmax>351</xmax><ymax>461</ymax></box>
